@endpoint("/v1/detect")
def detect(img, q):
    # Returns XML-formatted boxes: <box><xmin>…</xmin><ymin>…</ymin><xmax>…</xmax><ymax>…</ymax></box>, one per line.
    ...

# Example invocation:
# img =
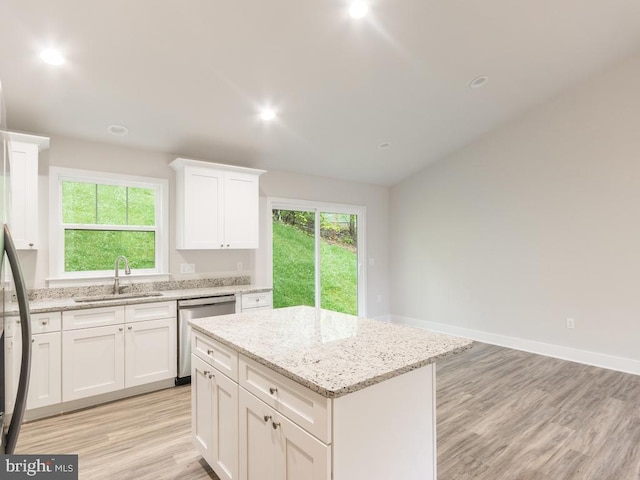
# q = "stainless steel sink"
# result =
<box><xmin>74</xmin><ymin>292</ymin><xmax>164</xmax><ymax>303</ymax></box>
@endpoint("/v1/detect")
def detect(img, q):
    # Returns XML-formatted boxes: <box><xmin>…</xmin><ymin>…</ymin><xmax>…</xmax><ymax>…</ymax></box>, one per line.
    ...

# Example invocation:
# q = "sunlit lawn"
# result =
<box><xmin>272</xmin><ymin>222</ymin><xmax>357</xmax><ymax>315</ymax></box>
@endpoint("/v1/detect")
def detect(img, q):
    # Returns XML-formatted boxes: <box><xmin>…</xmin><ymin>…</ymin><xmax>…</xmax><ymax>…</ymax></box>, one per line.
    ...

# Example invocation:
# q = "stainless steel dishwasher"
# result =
<box><xmin>176</xmin><ymin>295</ymin><xmax>236</xmax><ymax>385</ymax></box>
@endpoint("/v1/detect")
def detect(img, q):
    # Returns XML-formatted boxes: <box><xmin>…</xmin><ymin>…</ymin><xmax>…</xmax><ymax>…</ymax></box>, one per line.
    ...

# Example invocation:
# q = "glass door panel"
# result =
<box><xmin>319</xmin><ymin>213</ymin><xmax>358</xmax><ymax>315</ymax></box>
<box><xmin>272</xmin><ymin>209</ymin><xmax>315</xmax><ymax>309</ymax></box>
<box><xmin>272</xmin><ymin>207</ymin><xmax>360</xmax><ymax>315</ymax></box>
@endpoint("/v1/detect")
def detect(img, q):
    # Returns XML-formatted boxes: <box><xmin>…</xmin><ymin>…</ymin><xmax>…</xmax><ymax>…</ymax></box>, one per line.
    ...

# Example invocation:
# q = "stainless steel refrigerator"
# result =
<box><xmin>0</xmin><ymin>77</ymin><xmax>33</xmax><ymax>454</ymax></box>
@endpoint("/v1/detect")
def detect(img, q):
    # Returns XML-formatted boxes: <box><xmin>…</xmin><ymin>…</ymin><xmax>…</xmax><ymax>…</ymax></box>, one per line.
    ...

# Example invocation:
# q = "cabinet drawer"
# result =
<box><xmin>125</xmin><ymin>300</ymin><xmax>177</xmax><ymax>323</ymax></box>
<box><xmin>241</xmin><ymin>292</ymin><xmax>272</xmax><ymax>310</ymax></box>
<box><xmin>192</xmin><ymin>331</ymin><xmax>238</xmax><ymax>382</ymax></box>
<box><xmin>30</xmin><ymin>311</ymin><xmax>62</xmax><ymax>334</ymax></box>
<box><xmin>63</xmin><ymin>306</ymin><xmax>125</xmax><ymax>331</ymax></box>
<box><xmin>239</xmin><ymin>355</ymin><xmax>331</xmax><ymax>443</ymax></box>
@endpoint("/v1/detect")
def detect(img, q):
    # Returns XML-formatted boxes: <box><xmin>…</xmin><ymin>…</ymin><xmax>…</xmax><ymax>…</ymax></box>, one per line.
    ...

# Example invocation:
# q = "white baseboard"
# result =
<box><xmin>391</xmin><ymin>315</ymin><xmax>640</xmax><ymax>376</ymax></box>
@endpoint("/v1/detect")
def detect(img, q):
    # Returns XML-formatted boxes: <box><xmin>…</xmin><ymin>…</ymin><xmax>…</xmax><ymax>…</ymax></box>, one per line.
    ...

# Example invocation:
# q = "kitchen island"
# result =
<box><xmin>189</xmin><ymin>305</ymin><xmax>473</xmax><ymax>480</ymax></box>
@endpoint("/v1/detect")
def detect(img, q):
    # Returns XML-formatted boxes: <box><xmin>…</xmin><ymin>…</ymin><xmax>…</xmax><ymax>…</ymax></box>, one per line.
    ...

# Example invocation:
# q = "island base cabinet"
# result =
<box><xmin>191</xmin><ymin>354</ymin><xmax>238</xmax><ymax>480</ymax></box>
<box><xmin>239</xmin><ymin>388</ymin><xmax>330</xmax><ymax>480</ymax></box>
<box><xmin>332</xmin><ymin>365</ymin><xmax>436</xmax><ymax>480</ymax></box>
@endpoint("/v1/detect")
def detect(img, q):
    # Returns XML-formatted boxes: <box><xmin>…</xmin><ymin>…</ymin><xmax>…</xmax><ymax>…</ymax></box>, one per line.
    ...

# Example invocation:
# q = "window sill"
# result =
<box><xmin>46</xmin><ymin>273</ymin><xmax>171</xmax><ymax>288</ymax></box>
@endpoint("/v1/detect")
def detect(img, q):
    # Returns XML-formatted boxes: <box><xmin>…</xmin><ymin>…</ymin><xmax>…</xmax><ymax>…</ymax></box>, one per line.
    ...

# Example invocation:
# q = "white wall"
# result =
<box><xmin>389</xmin><ymin>52</ymin><xmax>640</xmax><ymax>372</ymax></box>
<box><xmin>21</xmin><ymin>136</ymin><xmax>390</xmax><ymax>318</ymax></box>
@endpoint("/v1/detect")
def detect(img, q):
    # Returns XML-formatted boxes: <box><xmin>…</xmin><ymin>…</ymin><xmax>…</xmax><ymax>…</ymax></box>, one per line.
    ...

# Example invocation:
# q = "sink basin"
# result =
<box><xmin>74</xmin><ymin>292</ymin><xmax>164</xmax><ymax>303</ymax></box>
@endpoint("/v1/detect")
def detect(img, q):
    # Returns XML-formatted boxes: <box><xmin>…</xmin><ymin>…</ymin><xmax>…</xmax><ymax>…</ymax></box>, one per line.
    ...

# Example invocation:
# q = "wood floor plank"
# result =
<box><xmin>16</xmin><ymin>386</ymin><xmax>220</xmax><ymax>480</ymax></box>
<box><xmin>437</xmin><ymin>342</ymin><xmax>640</xmax><ymax>480</ymax></box>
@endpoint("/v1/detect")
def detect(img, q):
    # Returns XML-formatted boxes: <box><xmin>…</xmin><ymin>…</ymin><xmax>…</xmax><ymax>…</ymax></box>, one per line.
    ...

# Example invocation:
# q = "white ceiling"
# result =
<box><xmin>1</xmin><ymin>0</ymin><xmax>639</xmax><ymax>186</ymax></box>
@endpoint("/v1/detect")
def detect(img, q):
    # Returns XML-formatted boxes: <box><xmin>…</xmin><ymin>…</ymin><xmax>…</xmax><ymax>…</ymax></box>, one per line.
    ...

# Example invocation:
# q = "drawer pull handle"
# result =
<box><xmin>263</xmin><ymin>415</ymin><xmax>272</xmax><ymax>422</ymax></box>
<box><xmin>207</xmin><ymin>349</ymin><xmax>214</xmax><ymax>355</ymax></box>
<box><xmin>269</xmin><ymin>387</ymin><xmax>278</xmax><ymax>395</ymax></box>
<box><xmin>255</xmin><ymin>298</ymin><xmax>259</xmax><ymax>302</ymax></box>
<box><xmin>203</xmin><ymin>370</ymin><xmax>211</xmax><ymax>376</ymax></box>
<box><xmin>208</xmin><ymin>373</ymin><xmax>215</xmax><ymax>379</ymax></box>
<box><xmin>272</xmin><ymin>421</ymin><xmax>281</xmax><ymax>430</ymax></box>
<box><xmin>41</xmin><ymin>320</ymin><xmax>48</xmax><ymax>326</ymax></box>
<box><xmin>128</xmin><ymin>326</ymin><xmax>133</xmax><ymax>330</ymax></box>
<box><xmin>118</xmin><ymin>327</ymin><xmax>123</xmax><ymax>332</ymax></box>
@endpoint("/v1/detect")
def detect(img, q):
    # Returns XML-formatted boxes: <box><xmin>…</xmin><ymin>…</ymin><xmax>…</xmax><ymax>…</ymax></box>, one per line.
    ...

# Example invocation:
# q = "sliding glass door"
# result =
<box><xmin>271</xmin><ymin>201</ymin><xmax>364</xmax><ymax>315</ymax></box>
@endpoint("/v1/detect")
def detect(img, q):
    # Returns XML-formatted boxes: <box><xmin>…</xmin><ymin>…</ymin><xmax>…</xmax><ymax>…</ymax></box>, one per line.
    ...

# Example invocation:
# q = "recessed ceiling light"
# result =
<box><xmin>259</xmin><ymin>108</ymin><xmax>276</xmax><ymax>122</ymax></box>
<box><xmin>107</xmin><ymin>124</ymin><xmax>129</xmax><ymax>136</ymax></box>
<box><xmin>349</xmin><ymin>1</ymin><xmax>369</xmax><ymax>19</ymax></box>
<box><xmin>40</xmin><ymin>49</ymin><xmax>64</xmax><ymax>66</ymax></box>
<box><xmin>469</xmin><ymin>75</ymin><xmax>489</xmax><ymax>89</ymax></box>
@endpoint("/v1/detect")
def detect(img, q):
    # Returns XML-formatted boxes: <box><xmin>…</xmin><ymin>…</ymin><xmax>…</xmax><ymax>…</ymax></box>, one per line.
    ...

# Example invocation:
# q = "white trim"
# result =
<box><xmin>391</xmin><ymin>315</ymin><xmax>640</xmax><ymax>375</ymax></box>
<box><xmin>46</xmin><ymin>273</ymin><xmax>171</xmax><ymax>288</ymax></box>
<box><xmin>49</xmin><ymin>166</ymin><xmax>169</xmax><ymax>281</ymax></box>
<box><xmin>266</xmin><ymin>197</ymin><xmax>367</xmax><ymax>316</ymax></box>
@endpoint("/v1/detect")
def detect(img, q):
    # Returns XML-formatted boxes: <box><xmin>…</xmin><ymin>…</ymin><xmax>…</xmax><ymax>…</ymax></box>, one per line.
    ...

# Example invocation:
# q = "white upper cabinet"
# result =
<box><xmin>170</xmin><ymin>158</ymin><xmax>265</xmax><ymax>250</ymax></box>
<box><xmin>7</xmin><ymin>132</ymin><xmax>49</xmax><ymax>250</ymax></box>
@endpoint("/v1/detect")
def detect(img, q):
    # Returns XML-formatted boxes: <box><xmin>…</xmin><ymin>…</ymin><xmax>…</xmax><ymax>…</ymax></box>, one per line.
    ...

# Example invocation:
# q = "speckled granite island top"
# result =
<box><xmin>189</xmin><ymin>305</ymin><xmax>473</xmax><ymax>398</ymax></box>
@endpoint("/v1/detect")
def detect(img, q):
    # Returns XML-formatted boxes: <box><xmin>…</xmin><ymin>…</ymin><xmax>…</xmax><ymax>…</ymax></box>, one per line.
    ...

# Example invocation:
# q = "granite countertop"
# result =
<box><xmin>8</xmin><ymin>284</ymin><xmax>271</xmax><ymax>314</ymax></box>
<box><xmin>189</xmin><ymin>305</ymin><xmax>473</xmax><ymax>399</ymax></box>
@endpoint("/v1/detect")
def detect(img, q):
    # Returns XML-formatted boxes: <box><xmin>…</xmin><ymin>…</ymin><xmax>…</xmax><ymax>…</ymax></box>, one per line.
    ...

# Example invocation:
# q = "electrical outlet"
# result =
<box><xmin>566</xmin><ymin>318</ymin><xmax>575</xmax><ymax>329</ymax></box>
<box><xmin>237</xmin><ymin>262</ymin><xmax>243</xmax><ymax>271</ymax></box>
<box><xmin>180</xmin><ymin>263</ymin><xmax>195</xmax><ymax>274</ymax></box>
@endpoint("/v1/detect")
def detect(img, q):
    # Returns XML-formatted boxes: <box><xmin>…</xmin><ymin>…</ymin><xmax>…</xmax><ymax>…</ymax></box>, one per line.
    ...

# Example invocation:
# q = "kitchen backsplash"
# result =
<box><xmin>22</xmin><ymin>276</ymin><xmax>251</xmax><ymax>301</ymax></box>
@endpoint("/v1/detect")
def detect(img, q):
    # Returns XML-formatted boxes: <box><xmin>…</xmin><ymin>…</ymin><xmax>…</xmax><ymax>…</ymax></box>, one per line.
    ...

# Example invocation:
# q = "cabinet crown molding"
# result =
<box><xmin>6</xmin><ymin>131</ymin><xmax>50</xmax><ymax>151</ymax></box>
<box><xmin>169</xmin><ymin>158</ymin><xmax>265</xmax><ymax>176</ymax></box>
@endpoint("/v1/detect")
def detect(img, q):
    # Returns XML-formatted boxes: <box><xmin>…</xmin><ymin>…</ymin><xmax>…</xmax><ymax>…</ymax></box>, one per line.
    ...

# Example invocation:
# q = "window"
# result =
<box><xmin>50</xmin><ymin>167</ymin><xmax>169</xmax><ymax>280</ymax></box>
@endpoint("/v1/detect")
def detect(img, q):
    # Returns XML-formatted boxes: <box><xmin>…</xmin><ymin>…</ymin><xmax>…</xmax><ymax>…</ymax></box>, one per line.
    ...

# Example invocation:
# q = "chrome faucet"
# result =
<box><xmin>113</xmin><ymin>255</ymin><xmax>131</xmax><ymax>294</ymax></box>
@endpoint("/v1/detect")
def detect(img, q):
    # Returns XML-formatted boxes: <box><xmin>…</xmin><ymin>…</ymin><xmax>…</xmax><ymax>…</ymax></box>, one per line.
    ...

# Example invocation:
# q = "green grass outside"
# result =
<box><xmin>63</xmin><ymin>181</ymin><xmax>156</xmax><ymax>272</ymax></box>
<box><xmin>272</xmin><ymin>222</ymin><xmax>357</xmax><ymax>315</ymax></box>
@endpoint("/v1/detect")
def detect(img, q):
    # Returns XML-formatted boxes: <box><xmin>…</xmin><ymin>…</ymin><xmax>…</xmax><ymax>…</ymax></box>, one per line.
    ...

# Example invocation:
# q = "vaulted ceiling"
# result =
<box><xmin>2</xmin><ymin>0</ymin><xmax>639</xmax><ymax>185</ymax></box>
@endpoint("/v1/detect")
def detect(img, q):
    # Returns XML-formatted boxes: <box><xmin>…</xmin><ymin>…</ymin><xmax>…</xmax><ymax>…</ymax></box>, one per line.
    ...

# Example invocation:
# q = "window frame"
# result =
<box><xmin>49</xmin><ymin>167</ymin><xmax>169</xmax><ymax>283</ymax></box>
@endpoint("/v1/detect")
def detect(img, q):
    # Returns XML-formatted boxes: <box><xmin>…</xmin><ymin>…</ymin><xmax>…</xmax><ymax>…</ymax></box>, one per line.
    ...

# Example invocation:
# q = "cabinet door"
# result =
<box><xmin>8</xmin><ymin>328</ymin><xmax>62</xmax><ymax>411</ymax></box>
<box><xmin>210</xmin><ymin>367</ymin><xmax>238</xmax><ymax>480</ymax></box>
<box><xmin>124</xmin><ymin>317</ymin><xmax>177</xmax><ymax>388</ymax></box>
<box><xmin>224</xmin><ymin>171</ymin><xmax>260</xmax><ymax>249</ymax></box>
<box><xmin>9</xmin><ymin>140</ymin><xmax>39</xmax><ymax>249</ymax></box>
<box><xmin>192</xmin><ymin>355</ymin><xmax>214</xmax><ymax>463</ymax></box>
<box><xmin>192</xmin><ymin>355</ymin><xmax>239</xmax><ymax>480</ymax></box>
<box><xmin>62</xmin><ymin>325</ymin><xmax>125</xmax><ymax>401</ymax></box>
<box><xmin>239</xmin><ymin>388</ymin><xmax>277</xmax><ymax>480</ymax></box>
<box><xmin>182</xmin><ymin>166</ymin><xmax>225</xmax><ymax>249</ymax></box>
<box><xmin>275</xmin><ymin>409</ymin><xmax>330</xmax><ymax>480</ymax></box>
<box><xmin>27</xmin><ymin>332</ymin><xmax>62</xmax><ymax>409</ymax></box>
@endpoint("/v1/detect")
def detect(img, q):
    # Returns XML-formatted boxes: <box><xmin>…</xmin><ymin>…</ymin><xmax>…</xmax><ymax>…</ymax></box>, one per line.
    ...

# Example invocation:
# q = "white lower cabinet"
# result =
<box><xmin>62</xmin><ymin>324</ymin><xmax>125</xmax><ymax>401</ymax></box>
<box><xmin>239</xmin><ymin>388</ymin><xmax>329</xmax><ymax>480</ymax></box>
<box><xmin>125</xmin><ymin>318</ymin><xmax>177</xmax><ymax>388</ymax></box>
<box><xmin>28</xmin><ymin>331</ymin><xmax>62</xmax><ymax>409</ymax></box>
<box><xmin>192</xmin><ymin>331</ymin><xmax>330</xmax><ymax>480</ymax></box>
<box><xmin>5</xmin><ymin>312</ymin><xmax>62</xmax><ymax>412</ymax></box>
<box><xmin>191</xmin><ymin>354</ymin><xmax>238</xmax><ymax>480</ymax></box>
<box><xmin>238</xmin><ymin>291</ymin><xmax>272</xmax><ymax>313</ymax></box>
<box><xmin>62</xmin><ymin>301</ymin><xmax>177</xmax><ymax>402</ymax></box>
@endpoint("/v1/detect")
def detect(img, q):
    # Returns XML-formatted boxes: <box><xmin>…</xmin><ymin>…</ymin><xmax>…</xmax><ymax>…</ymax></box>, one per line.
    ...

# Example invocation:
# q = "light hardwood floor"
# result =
<box><xmin>437</xmin><ymin>343</ymin><xmax>640</xmax><ymax>480</ymax></box>
<box><xmin>16</xmin><ymin>386</ymin><xmax>220</xmax><ymax>480</ymax></box>
<box><xmin>16</xmin><ymin>343</ymin><xmax>640</xmax><ymax>479</ymax></box>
